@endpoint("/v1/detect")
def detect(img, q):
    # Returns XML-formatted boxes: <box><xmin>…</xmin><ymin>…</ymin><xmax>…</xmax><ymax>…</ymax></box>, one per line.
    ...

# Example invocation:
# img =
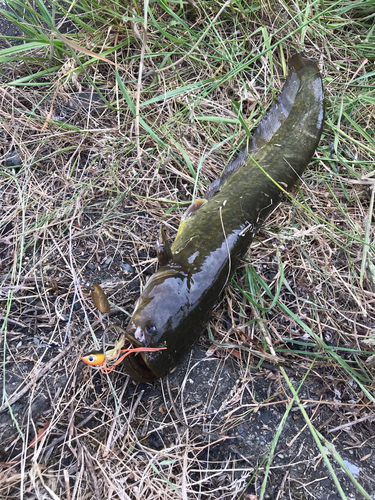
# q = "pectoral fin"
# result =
<box><xmin>157</xmin><ymin>226</ymin><xmax>173</xmax><ymax>266</ymax></box>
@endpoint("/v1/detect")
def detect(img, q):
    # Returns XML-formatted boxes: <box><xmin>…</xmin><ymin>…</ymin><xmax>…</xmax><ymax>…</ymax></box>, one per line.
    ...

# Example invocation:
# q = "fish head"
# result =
<box><xmin>124</xmin><ymin>265</ymin><xmax>197</xmax><ymax>381</ymax></box>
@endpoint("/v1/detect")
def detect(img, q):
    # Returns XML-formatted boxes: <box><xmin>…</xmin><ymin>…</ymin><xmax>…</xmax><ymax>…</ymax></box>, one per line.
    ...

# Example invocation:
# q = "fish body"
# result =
<box><xmin>106</xmin><ymin>53</ymin><xmax>324</xmax><ymax>381</ymax></box>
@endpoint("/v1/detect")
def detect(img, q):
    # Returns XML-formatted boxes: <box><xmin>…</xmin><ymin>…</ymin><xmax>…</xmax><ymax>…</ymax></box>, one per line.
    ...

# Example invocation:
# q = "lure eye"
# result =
<box><xmin>146</xmin><ymin>324</ymin><xmax>157</xmax><ymax>336</ymax></box>
<box><xmin>80</xmin><ymin>352</ymin><xmax>105</xmax><ymax>366</ymax></box>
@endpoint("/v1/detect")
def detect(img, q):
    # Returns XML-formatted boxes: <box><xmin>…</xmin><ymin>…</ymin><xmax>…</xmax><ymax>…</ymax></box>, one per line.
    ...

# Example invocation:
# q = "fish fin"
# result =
<box><xmin>288</xmin><ymin>52</ymin><xmax>308</xmax><ymax>72</ymax></box>
<box><xmin>205</xmin><ymin>53</ymin><xmax>309</xmax><ymax>201</ymax></box>
<box><xmin>157</xmin><ymin>226</ymin><xmax>173</xmax><ymax>266</ymax></box>
<box><xmin>172</xmin><ymin>199</ymin><xmax>207</xmax><ymax>243</ymax></box>
<box><xmin>182</xmin><ymin>199</ymin><xmax>207</xmax><ymax>219</ymax></box>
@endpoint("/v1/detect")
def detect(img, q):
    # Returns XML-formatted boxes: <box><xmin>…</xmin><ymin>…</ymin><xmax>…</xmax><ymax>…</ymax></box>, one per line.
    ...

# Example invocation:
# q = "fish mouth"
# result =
<box><xmin>122</xmin><ymin>321</ymin><xmax>157</xmax><ymax>381</ymax></box>
<box><xmin>126</xmin><ymin>321</ymin><xmax>145</xmax><ymax>345</ymax></box>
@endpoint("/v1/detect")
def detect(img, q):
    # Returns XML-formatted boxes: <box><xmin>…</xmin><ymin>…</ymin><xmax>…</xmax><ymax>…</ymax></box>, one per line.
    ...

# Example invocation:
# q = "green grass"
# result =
<box><xmin>1</xmin><ymin>0</ymin><xmax>375</xmax><ymax>498</ymax></box>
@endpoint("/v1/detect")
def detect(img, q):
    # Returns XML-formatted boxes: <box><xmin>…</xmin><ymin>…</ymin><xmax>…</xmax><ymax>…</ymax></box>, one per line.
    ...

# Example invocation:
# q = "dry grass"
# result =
<box><xmin>1</xmin><ymin>0</ymin><xmax>375</xmax><ymax>498</ymax></box>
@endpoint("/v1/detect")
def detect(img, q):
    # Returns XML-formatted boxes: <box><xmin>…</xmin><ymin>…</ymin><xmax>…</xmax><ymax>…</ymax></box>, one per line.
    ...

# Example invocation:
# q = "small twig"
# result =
<box><xmin>0</xmin><ymin>315</ymin><xmax>28</xmax><ymax>328</ymax></box>
<box><xmin>360</xmin><ymin>183</ymin><xmax>374</xmax><ymax>285</ymax></box>
<box><xmin>92</xmin><ymin>457</ymin><xmax>132</xmax><ymax>500</ymax></box>
<box><xmin>276</xmin><ymin>470</ymin><xmax>290</xmax><ymax>500</ymax></box>
<box><xmin>135</xmin><ymin>12</ymin><xmax>148</xmax><ymax>162</ymax></box>
<box><xmin>84</xmin><ymin>449</ymin><xmax>101</xmax><ymax>500</ymax></box>
<box><xmin>328</xmin><ymin>414</ymin><xmax>375</xmax><ymax>434</ymax></box>
<box><xmin>42</xmin><ymin>408</ymin><xmax>101</xmax><ymax>458</ymax></box>
<box><xmin>141</xmin><ymin>398</ymin><xmax>153</xmax><ymax>438</ymax></box>
<box><xmin>128</xmin><ymin>390</ymin><xmax>144</xmax><ymax>424</ymax></box>
<box><xmin>151</xmin><ymin>0</ymin><xmax>232</xmax><ymax>76</ymax></box>
<box><xmin>103</xmin><ymin>381</ymin><xmax>129</xmax><ymax>458</ymax></box>
<box><xmin>63</xmin><ymin>469</ymin><xmax>71</xmax><ymax>500</ymax></box>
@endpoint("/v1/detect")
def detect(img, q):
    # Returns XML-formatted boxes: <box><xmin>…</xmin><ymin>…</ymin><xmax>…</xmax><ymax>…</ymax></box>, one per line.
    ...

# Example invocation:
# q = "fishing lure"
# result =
<box><xmin>80</xmin><ymin>338</ymin><xmax>167</xmax><ymax>374</ymax></box>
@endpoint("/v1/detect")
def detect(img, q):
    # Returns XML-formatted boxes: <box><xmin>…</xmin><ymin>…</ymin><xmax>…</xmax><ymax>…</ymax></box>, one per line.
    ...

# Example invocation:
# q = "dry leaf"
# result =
<box><xmin>29</xmin><ymin>421</ymin><xmax>51</xmax><ymax>448</ymax></box>
<box><xmin>91</xmin><ymin>284</ymin><xmax>110</xmax><ymax>313</ymax></box>
<box><xmin>225</xmin><ymin>348</ymin><xmax>241</xmax><ymax>360</ymax></box>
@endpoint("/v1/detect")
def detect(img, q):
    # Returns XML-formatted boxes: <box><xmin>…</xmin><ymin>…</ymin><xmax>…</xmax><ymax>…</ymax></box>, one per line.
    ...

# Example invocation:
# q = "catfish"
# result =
<box><xmin>83</xmin><ymin>53</ymin><xmax>324</xmax><ymax>381</ymax></box>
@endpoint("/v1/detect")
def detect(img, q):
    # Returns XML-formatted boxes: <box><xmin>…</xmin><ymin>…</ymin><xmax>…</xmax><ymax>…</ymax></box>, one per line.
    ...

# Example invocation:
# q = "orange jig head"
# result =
<box><xmin>80</xmin><ymin>351</ymin><xmax>106</xmax><ymax>366</ymax></box>
<box><xmin>80</xmin><ymin>346</ymin><xmax>167</xmax><ymax>374</ymax></box>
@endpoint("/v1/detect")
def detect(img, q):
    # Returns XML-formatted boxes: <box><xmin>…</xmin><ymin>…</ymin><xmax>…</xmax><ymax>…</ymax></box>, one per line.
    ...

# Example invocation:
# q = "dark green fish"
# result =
<box><xmin>120</xmin><ymin>53</ymin><xmax>324</xmax><ymax>381</ymax></box>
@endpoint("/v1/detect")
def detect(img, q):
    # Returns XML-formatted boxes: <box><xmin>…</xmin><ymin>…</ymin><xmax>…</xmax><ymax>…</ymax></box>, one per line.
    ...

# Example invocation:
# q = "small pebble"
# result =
<box><xmin>65</xmin><ymin>91</ymin><xmax>107</xmax><ymax>116</ymax></box>
<box><xmin>3</xmin><ymin>151</ymin><xmax>22</xmax><ymax>168</ymax></box>
<box><xmin>103</xmin><ymin>256</ymin><xmax>112</xmax><ymax>267</ymax></box>
<box><xmin>121</xmin><ymin>263</ymin><xmax>134</xmax><ymax>274</ymax></box>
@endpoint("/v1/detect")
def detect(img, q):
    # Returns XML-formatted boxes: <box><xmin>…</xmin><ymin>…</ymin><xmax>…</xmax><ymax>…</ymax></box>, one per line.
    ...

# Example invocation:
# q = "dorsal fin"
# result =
<box><xmin>182</xmin><ymin>199</ymin><xmax>207</xmax><ymax>220</ymax></box>
<box><xmin>157</xmin><ymin>226</ymin><xmax>173</xmax><ymax>267</ymax></box>
<box><xmin>204</xmin><ymin>53</ymin><xmax>310</xmax><ymax>201</ymax></box>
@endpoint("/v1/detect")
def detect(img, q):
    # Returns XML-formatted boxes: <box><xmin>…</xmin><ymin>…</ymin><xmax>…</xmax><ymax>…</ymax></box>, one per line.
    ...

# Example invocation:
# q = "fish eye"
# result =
<box><xmin>88</xmin><ymin>355</ymin><xmax>96</xmax><ymax>363</ymax></box>
<box><xmin>146</xmin><ymin>324</ymin><xmax>157</xmax><ymax>335</ymax></box>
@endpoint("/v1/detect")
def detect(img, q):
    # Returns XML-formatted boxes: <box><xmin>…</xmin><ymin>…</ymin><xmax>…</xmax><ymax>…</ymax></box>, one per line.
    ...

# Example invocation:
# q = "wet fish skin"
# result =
<box><xmin>122</xmin><ymin>53</ymin><xmax>325</xmax><ymax>381</ymax></box>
